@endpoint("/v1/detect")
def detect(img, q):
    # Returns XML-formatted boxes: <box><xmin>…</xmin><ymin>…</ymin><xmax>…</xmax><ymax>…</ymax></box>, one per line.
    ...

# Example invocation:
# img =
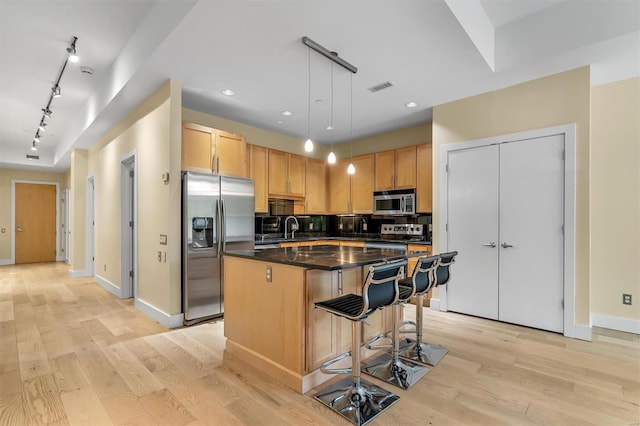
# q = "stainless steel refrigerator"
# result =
<box><xmin>182</xmin><ymin>172</ymin><xmax>254</xmax><ymax>325</ymax></box>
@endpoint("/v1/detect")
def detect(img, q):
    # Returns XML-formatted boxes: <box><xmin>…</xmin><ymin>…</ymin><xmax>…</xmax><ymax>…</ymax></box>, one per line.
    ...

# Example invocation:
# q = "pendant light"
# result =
<box><xmin>304</xmin><ymin>47</ymin><xmax>314</xmax><ymax>152</ymax></box>
<box><xmin>347</xmin><ymin>72</ymin><xmax>355</xmax><ymax>175</ymax></box>
<box><xmin>327</xmin><ymin>63</ymin><xmax>336</xmax><ymax>164</ymax></box>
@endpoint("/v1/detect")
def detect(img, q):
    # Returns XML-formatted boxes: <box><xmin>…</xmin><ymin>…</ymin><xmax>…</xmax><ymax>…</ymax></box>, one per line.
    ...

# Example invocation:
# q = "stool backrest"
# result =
<box><xmin>435</xmin><ymin>251</ymin><xmax>458</xmax><ymax>286</ymax></box>
<box><xmin>362</xmin><ymin>260</ymin><xmax>406</xmax><ymax>311</ymax></box>
<box><xmin>413</xmin><ymin>255</ymin><xmax>439</xmax><ymax>294</ymax></box>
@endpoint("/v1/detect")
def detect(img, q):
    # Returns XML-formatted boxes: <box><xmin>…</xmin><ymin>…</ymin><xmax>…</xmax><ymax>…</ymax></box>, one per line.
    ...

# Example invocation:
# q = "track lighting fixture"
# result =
<box><xmin>66</xmin><ymin>36</ymin><xmax>79</xmax><ymax>62</ymax></box>
<box><xmin>28</xmin><ymin>36</ymin><xmax>78</xmax><ymax>154</ymax></box>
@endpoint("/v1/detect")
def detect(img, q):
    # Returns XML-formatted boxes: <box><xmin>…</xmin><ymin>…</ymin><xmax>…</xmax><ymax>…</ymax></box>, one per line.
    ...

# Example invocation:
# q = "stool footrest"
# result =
<box><xmin>398</xmin><ymin>320</ymin><xmax>417</xmax><ymax>335</ymax></box>
<box><xmin>320</xmin><ymin>350</ymin><xmax>353</xmax><ymax>375</ymax></box>
<box><xmin>398</xmin><ymin>338</ymin><xmax>449</xmax><ymax>366</ymax></box>
<box><xmin>314</xmin><ymin>376</ymin><xmax>400</xmax><ymax>426</ymax></box>
<box><xmin>364</xmin><ymin>333</ymin><xmax>392</xmax><ymax>351</ymax></box>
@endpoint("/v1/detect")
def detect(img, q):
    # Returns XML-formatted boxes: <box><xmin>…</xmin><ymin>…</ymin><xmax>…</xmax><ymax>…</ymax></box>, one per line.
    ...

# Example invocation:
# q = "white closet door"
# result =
<box><xmin>498</xmin><ymin>135</ymin><xmax>565</xmax><ymax>332</ymax></box>
<box><xmin>446</xmin><ymin>145</ymin><xmax>499</xmax><ymax>319</ymax></box>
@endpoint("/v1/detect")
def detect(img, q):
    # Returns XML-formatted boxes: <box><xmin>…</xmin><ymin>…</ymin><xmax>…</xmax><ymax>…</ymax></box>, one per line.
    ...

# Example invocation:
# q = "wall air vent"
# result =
<box><xmin>368</xmin><ymin>81</ymin><xmax>394</xmax><ymax>93</ymax></box>
<box><xmin>26</xmin><ymin>154</ymin><xmax>40</xmax><ymax>160</ymax></box>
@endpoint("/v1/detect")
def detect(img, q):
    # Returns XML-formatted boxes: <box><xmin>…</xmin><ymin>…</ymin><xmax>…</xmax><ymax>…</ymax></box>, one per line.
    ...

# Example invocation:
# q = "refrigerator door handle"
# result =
<box><xmin>216</xmin><ymin>199</ymin><xmax>222</xmax><ymax>259</ymax></box>
<box><xmin>221</xmin><ymin>199</ymin><xmax>227</xmax><ymax>253</ymax></box>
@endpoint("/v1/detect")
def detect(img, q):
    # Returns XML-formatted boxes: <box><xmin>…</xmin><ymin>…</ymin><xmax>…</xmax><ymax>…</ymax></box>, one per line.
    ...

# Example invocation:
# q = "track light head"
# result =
<box><xmin>52</xmin><ymin>86</ymin><xmax>61</xmax><ymax>97</ymax></box>
<box><xmin>66</xmin><ymin>36</ymin><xmax>79</xmax><ymax>62</ymax></box>
<box><xmin>31</xmin><ymin>141</ymin><xmax>38</xmax><ymax>151</ymax></box>
<box><xmin>33</xmin><ymin>134</ymin><xmax>40</xmax><ymax>143</ymax></box>
<box><xmin>38</xmin><ymin>122</ymin><xmax>47</xmax><ymax>132</ymax></box>
<box><xmin>42</xmin><ymin>108</ymin><xmax>52</xmax><ymax>119</ymax></box>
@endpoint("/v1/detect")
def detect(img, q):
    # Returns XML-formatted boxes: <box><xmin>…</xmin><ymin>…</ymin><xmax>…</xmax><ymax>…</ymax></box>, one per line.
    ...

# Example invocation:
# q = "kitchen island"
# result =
<box><xmin>222</xmin><ymin>245</ymin><xmax>423</xmax><ymax>394</ymax></box>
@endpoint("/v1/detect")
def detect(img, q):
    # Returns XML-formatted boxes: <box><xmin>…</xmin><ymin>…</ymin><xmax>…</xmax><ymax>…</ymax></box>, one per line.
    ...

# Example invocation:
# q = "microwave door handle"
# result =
<box><xmin>401</xmin><ymin>196</ymin><xmax>404</xmax><ymax>213</ymax></box>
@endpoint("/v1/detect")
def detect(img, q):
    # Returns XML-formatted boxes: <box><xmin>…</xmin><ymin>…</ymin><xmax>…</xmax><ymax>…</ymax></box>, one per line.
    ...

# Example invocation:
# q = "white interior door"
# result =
<box><xmin>498</xmin><ymin>135</ymin><xmax>565</xmax><ymax>332</ymax></box>
<box><xmin>446</xmin><ymin>145</ymin><xmax>499</xmax><ymax>319</ymax></box>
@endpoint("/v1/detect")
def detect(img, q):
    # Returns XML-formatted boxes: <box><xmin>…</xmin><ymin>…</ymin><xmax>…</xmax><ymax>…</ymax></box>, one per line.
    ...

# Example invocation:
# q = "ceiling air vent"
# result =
<box><xmin>26</xmin><ymin>154</ymin><xmax>39</xmax><ymax>160</ymax></box>
<box><xmin>368</xmin><ymin>81</ymin><xmax>394</xmax><ymax>93</ymax></box>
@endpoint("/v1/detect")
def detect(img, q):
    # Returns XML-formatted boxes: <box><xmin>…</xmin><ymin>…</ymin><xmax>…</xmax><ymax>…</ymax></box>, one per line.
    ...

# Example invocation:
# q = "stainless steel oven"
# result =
<box><xmin>373</xmin><ymin>188</ymin><xmax>416</xmax><ymax>215</ymax></box>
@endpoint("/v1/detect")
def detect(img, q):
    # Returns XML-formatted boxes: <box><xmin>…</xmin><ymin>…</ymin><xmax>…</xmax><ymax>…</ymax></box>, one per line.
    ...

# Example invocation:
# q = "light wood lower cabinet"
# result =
<box><xmin>306</xmin><ymin>267</ymin><xmax>393</xmax><ymax>371</ymax></box>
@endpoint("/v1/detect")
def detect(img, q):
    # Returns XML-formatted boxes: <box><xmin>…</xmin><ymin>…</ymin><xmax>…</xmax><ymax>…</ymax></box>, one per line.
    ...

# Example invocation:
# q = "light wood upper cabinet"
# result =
<box><xmin>351</xmin><ymin>154</ymin><xmax>374</xmax><ymax>213</ymax></box>
<box><xmin>181</xmin><ymin>122</ymin><xmax>246</xmax><ymax>177</ymax></box>
<box><xmin>416</xmin><ymin>143</ymin><xmax>433</xmax><ymax>213</ymax></box>
<box><xmin>215</xmin><ymin>130</ymin><xmax>246</xmax><ymax>177</ymax></box>
<box><xmin>268</xmin><ymin>149</ymin><xmax>305</xmax><ymax>198</ymax></box>
<box><xmin>374</xmin><ymin>146</ymin><xmax>417</xmax><ymax>190</ymax></box>
<box><xmin>328</xmin><ymin>158</ymin><xmax>351</xmax><ymax>214</ymax></box>
<box><xmin>305</xmin><ymin>158</ymin><xmax>326</xmax><ymax>214</ymax></box>
<box><xmin>182</xmin><ymin>122</ymin><xmax>215</xmax><ymax>173</ymax></box>
<box><xmin>395</xmin><ymin>146</ymin><xmax>417</xmax><ymax>189</ymax></box>
<box><xmin>374</xmin><ymin>150</ymin><xmax>395</xmax><ymax>190</ymax></box>
<box><xmin>327</xmin><ymin>154</ymin><xmax>374</xmax><ymax>214</ymax></box>
<box><xmin>247</xmin><ymin>144</ymin><xmax>268</xmax><ymax>213</ymax></box>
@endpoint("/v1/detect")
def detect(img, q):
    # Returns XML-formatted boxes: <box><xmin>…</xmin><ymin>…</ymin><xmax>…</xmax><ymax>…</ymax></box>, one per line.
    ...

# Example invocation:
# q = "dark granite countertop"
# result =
<box><xmin>253</xmin><ymin>236</ymin><xmax>432</xmax><ymax>246</ymax></box>
<box><xmin>224</xmin><ymin>244</ymin><xmax>426</xmax><ymax>271</ymax></box>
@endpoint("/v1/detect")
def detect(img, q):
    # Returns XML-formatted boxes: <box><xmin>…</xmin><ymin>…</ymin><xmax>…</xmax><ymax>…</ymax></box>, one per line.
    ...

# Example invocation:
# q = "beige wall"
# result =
<box><xmin>69</xmin><ymin>150</ymin><xmax>88</xmax><ymax>272</ymax></box>
<box><xmin>83</xmin><ymin>80</ymin><xmax>182</xmax><ymax>316</ymax></box>
<box><xmin>432</xmin><ymin>66</ymin><xmax>591</xmax><ymax>325</ymax></box>
<box><xmin>0</xmin><ymin>168</ymin><xmax>66</xmax><ymax>261</ymax></box>
<box><xmin>590</xmin><ymin>76</ymin><xmax>640</xmax><ymax>321</ymax></box>
<box><xmin>332</xmin><ymin>122</ymin><xmax>432</xmax><ymax>158</ymax></box>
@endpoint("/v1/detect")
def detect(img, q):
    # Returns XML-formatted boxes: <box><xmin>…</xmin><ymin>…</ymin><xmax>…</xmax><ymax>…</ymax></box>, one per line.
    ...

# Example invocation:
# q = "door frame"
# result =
<box><xmin>86</xmin><ymin>175</ymin><xmax>96</xmax><ymax>277</ymax></box>
<box><xmin>120</xmin><ymin>150</ymin><xmax>138</xmax><ymax>299</ymax></box>
<box><xmin>62</xmin><ymin>189</ymin><xmax>70</xmax><ymax>263</ymax></box>
<box><xmin>438</xmin><ymin>124</ymin><xmax>579</xmax><ymax>339</ymax></box>
<box><xmin>9</xmin><ymin>180</ymin><xmax>61</xmax><ymax>265</ymax></box>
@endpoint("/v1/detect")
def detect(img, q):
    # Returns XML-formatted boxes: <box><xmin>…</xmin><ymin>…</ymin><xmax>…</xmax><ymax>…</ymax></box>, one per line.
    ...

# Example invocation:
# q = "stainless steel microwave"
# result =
<box><xmin>373</xmin><ymin>189</ymin><xmax>416</xmax><ymax>215</ymax></box>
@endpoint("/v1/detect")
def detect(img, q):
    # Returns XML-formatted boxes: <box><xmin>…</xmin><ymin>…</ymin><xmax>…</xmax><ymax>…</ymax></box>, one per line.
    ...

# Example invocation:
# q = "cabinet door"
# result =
<box><xmin>182</xmin><ymin>122</ymin><xmax>213</xmax><ymax>172</ymax></box>
<box><xmin>374</xmin><ymin>150</ymin><xmax>395</xmax><ymax>190</ymax></box>
<box><xmin>215</xmin><ymin>130</ymin><xmax>246</xmax><ymax>177</ymax></box>
<box><xmin>337</xmin><ymin>267</ymin><xmax>362</xmax><ymax>355</ymax></box>
<box><xmin>328</xmin><ymin>158</ymin><xmax>351</xmax><ymax>214</ymax></box>
<box><xmin>416</xmin><ymin>143</ymin><xmax>433</xmax><ymax>212</ymax></box>
<box><xmin>306</xmin><ymin>270</ymin><xmax>338</xmax><ymax>371</ymax></box>
<box><xmin>288</xmin><ymin>154</ymin><xmax>306</xmax><ymax>197</ymax></box>
<box><xmin>394</xmin><ymin>146</ymin><xmax>417</xmax><ymax>189</ymax></box>
<box><xmin>268</xmin><ymin>150</ymin><xmax>289</xmax><ymax>196</ymax></box>
<box><xmin>305</xmin><ymin>158</ymin><xmax>326</xmax><ymax>213</ymax></box>
<box><xmin>351</xmin><ymin>154</ymin><xmax>375</xmax><ymax>213</ymax></box>
<box><xmin>248</xmin><ymin>145</ymin><xmax>268</xmax><ymax>213</ymax></box>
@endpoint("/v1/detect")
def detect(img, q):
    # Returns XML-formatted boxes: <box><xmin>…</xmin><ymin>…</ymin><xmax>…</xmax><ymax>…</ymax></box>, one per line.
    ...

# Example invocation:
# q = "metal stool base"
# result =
<box><xmin>398</xmin><ymin>338</ymin><xmax>449</xmax><ymax>366</ymax></box>
<box><xmin>361</xmin><ymin>352</ymin><xmax>431</xmax><ymax>390</ymax></box>
<box><xmin>314</xmin><ymin>376</ymin><xmax>400</xmax><ymax>426</ymax></box>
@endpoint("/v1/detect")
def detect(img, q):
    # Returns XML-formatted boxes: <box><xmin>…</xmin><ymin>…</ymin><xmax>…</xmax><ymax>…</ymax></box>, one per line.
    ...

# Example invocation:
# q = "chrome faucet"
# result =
<box><xmin>284</xmin><ymin>216</ymin><xmax>299</xmax><ymax>239</ymax></box>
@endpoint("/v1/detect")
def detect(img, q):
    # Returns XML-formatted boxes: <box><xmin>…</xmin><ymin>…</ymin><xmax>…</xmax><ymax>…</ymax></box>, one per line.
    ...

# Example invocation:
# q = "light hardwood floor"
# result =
<box><xmin>0</xmin><ymin>262</ymin><xmax>638</xmax><ymax>425</ymax></box>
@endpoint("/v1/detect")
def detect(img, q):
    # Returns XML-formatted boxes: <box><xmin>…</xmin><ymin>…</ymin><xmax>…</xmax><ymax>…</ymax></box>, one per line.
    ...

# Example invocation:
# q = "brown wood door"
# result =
<box><xmin>215</xmin><ymin>130</ymin><xmax>246</xmax><ymax>177</ymax></box>
<box><xmin>268</xmin><ymin>149</ymin><xmax>289</xmax><ymax>196</ymax></box>
<box><xmin>287</xmin><ymin>154</ymin><xmax>306</xmax><ymax>197</ymax></box>
<box><xmin>374</xmin><ymin>150</ymin><xmax>395</xmax><ymax>190</ymax></box>
<box><xmin>394</xmin><ymin>145</ymin><xmax>417</xmax><ymax>189</ymax></box>
<box><xmin>15</xmin><ymin>183</ymin><xmax>57</xmax><ymax>264</ymax></box>
<box><xmin>305</xmin><ymin>158</ymin><xmax>326</xmax><ymax>214</ymax></box>
<box><xmin>182</xmin><ymin>122</ymin><xmax>214</xmax><ymax>172</ymax></box>
<box><xmin>351</xmin><ymin>154</ymin><xmax>375</xmax><ymax>213</ymax></box>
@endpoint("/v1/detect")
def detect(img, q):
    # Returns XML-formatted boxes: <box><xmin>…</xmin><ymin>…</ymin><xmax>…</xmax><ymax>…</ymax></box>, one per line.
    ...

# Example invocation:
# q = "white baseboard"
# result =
<box><xmin>56</xmin><ymin>255</ymin><xmax>64</xmax><ymax>262</ymax></box>
<box><xmin>135</xmin><ymin>298</ymin><xmax>184</xmax><ymax>329</ymax></box>
<box><xmin>69</xmin><ymin>269</ymin><xmax>91</xmax><ymax>278</ymax></box>
<box><xmin>592</xmin><ymin>313</ymin><xmax>640</xmax><ymax>334</ymax></box>
<box><xmin>429</xmin><ymin>298</ymin><xmax>441</xmax><ymax>311</ymax></box>
<box><xmin>0</xmin><ymin>259</ymin><xmax>12</xmax><ymax>266</ymax></box>
<box><xmin>94</xmin><ymin>274</ymin><xmax>121</xmax><ymax>298</ymax></box>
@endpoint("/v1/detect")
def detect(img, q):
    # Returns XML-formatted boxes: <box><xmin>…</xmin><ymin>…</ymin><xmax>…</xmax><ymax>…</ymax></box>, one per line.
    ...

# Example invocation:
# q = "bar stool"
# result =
<box><xmin>361</xmin><ymin>259</ymin><xmax>431</xmax><ymax>390</ymax></box>
<box><xmin>398</xmin><ymin>251</ymin><xmax>458</xmax><ymax>366</ymax></box>
<box><xmin>313</xmin><ymin>260</ymin><xmax>406</xmax><ymax>426</ymax></box>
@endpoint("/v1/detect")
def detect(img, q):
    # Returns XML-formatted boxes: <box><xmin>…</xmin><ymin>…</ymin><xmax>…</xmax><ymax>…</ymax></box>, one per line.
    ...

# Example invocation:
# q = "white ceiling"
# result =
<box><xmin>0</xmin><ymin>0</ymin><xmax>638</xmax><ymax>172</ymax></box>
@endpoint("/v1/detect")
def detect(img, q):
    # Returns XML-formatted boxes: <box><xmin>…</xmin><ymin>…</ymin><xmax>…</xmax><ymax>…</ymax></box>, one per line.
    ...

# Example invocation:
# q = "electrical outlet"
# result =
<box><xmin>266</xmin><ymin>265</ymin><xmax>272</xmax><ymax>283</ymax></box>
<box><xmin>623</xmin><ymin>294</ymin><xmax>632</xmax><ymax>305</ymax></box>
<box><xmin>158</xmin><ymin>251</ymin><xmax>162</xmax><ymax>262</ymax></box>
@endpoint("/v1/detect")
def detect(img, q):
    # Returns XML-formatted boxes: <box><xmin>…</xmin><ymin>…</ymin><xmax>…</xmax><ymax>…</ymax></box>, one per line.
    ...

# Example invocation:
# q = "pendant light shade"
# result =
<box><xmin>327</xmin><ymin>151</ymin><xmax>336</xmax><ymax>164</ymax></box>
<box><xmin>347</xmin><ymin>163</ymin><xmax>355</xmax><ymax>174</ymax></box>
<box><xmin>304</xmin><ymin>138</ymin><xmax>314</xmax><ymax>152</ymax></box>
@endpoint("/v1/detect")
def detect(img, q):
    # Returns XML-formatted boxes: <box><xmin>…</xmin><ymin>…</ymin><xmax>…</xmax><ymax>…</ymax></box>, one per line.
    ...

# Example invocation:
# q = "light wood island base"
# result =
<box><xmin>223</xmin><ymin>255</ymin><xmax>393</xmax><ymax>394</ymax></box>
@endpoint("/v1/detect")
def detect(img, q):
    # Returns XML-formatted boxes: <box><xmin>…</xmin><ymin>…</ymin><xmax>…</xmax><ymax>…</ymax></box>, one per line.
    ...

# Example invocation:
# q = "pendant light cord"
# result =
<box><xmin>350</xmin><ymin>72</ymin><xmax>353</xmax><ymax>161</ymax></box>
<box><xmin>307</xmin><ymin>47</ymin><xmax>311</xmax><ymax>140</ymax></box>
<box><xmin>330</xmin><ymin>63</ymin><xmax>334</xmax><ymax>152</ymax></box>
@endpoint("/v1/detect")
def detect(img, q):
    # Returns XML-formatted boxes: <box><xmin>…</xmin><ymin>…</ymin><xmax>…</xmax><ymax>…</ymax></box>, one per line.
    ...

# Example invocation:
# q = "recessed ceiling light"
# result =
<box><xmin>405</xmin><ymin>101</ymin><xmax>418</xmax><ymax>108</ymax></box>
<box><xmin>277</xmin><ymin>121</ymin><xmax>283</xmax><ymax>124</ymax></box>
<box><xmin>326</xmin><ymin>125</ymin><xmax>334</xmax><ymax>130</ymax></box>
<box><xmin>281</xmin><ymin>110</ymin><xmax>293</xmax><ymax>116</ymax></box>
<box><xmin>221</xmin><ymin>89</ymin><xmax>236</xmax><ymax>96</ymax></box>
